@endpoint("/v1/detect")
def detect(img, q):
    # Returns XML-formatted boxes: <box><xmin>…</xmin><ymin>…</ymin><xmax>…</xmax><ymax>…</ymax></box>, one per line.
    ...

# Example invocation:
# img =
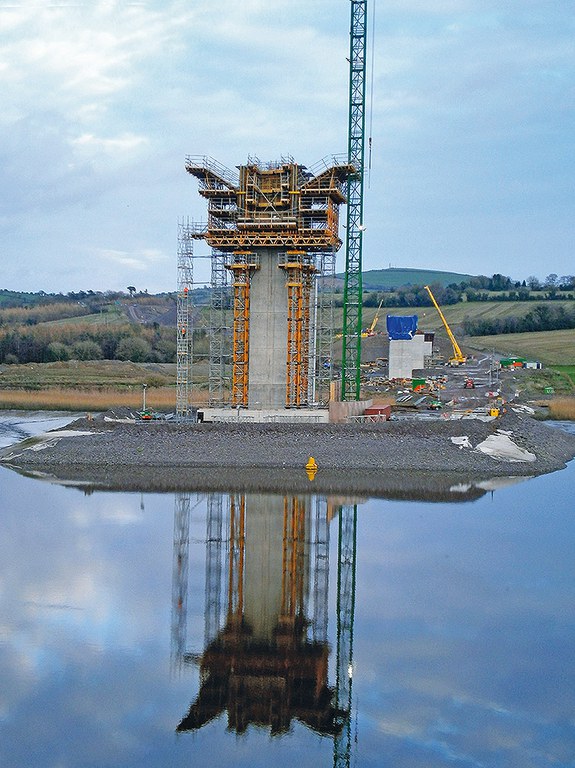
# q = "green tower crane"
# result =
<box><xmin>341</xmin><ymin>0</ymin><xmax>368</xmax><ymax>400</ymax></box>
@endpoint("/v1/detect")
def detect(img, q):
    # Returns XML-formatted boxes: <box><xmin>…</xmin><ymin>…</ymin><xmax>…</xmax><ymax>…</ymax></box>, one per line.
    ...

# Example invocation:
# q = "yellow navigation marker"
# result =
<box><xmin>305</xmin><ymin>456</ymin><xmax>318</xmax><ymax>481</ymax></box>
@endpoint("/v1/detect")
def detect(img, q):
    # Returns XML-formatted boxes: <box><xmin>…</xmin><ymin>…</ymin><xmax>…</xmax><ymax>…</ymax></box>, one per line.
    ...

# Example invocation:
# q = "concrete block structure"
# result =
<box><xmin>389</xmin><ymin>334</ymin><xmax>426</xmax><ymax>379</ymax></box>
<box><xmin>179</xmin><ymin>156</ymin><xmax>353</xmax><ymax>417</ymax></box>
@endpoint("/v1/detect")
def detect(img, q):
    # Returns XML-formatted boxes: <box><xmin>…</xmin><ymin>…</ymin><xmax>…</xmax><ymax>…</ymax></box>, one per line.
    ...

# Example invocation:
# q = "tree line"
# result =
<box><xmin>462</xmin><ymin>303</ymin><xmax>575</xmax><ymax>337</ymax></box>
<box><xmin>0</xmin><ymin>322</ymin><xmax>178</xmax><ymax>365</ymax></box>
<box><xmin>360</xmin><ymin>273</ymin><xmax>575</xmax><ymax>309</ymax></box>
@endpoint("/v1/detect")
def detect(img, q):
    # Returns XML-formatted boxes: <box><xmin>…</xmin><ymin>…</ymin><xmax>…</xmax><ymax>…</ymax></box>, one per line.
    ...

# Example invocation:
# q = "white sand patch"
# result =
<box><xmin>475</xmin><ymin>434</ymin><xmax>536</xmax><ymax>463</ymax></box>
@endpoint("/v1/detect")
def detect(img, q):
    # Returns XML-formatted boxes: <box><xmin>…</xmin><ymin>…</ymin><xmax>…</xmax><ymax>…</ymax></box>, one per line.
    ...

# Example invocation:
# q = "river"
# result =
<box><xmin>0</xmin><ymin>413</ymin><xmax>573</xmax><ymax>767</ymax></box>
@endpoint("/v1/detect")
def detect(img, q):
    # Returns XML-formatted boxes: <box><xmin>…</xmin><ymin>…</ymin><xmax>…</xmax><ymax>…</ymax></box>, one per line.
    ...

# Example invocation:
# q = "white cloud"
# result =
<box><xmin>71</xmin><ymin>132</ymin><xmax>149</xmax><ymax>157</ymax></box>
<box><xmin>0</xmin><ymin>0</ymin><xmax>573</xmax><ymax>290</ymax></box>
<box><xmin>97</xmin><ymin>248</ymin><xmax>165</xmax><ymax>270</ymax></box>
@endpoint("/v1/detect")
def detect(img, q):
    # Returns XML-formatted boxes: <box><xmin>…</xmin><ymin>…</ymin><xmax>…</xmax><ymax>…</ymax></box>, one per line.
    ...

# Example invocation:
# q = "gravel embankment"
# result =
<box><xmin>1</xmin><ymin>410</ymin><xmax>574</xmax><ymax>497</ymax></box>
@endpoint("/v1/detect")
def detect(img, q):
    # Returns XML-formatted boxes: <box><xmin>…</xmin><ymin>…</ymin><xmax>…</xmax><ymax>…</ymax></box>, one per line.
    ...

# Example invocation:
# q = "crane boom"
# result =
<box><xmin>424</xmin><ymin>285</ymin><xmax>466</xmax><ymax>366</ymax></box>
<box><xmin>368</xmin><ymin>298</ymin><xmax>383</xmax><ymax>334</ymax></box>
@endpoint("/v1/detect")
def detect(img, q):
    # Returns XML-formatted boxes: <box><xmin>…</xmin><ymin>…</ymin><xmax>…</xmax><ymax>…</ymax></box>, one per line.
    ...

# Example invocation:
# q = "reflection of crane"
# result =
<box><xmin>424</xmin><ymin>285</ymin><xmax>466</xmax><ymax>366</ymax></box>
<box><xmin>334</xmin><ymin>505</ymin><xmax>357</xmax><ymax>768</ymax></box>
<box><xmin>362</xmin><ymin>298</ymin><xmax>383</xmax><ymax>337</ymax></box>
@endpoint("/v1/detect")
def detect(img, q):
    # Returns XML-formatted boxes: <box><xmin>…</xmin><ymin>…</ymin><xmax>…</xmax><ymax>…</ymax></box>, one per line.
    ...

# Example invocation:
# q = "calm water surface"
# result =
<box><xmin>0</xmin><ymin>415</ymin><xmax>574</xmax><ymax>767</ymax></box>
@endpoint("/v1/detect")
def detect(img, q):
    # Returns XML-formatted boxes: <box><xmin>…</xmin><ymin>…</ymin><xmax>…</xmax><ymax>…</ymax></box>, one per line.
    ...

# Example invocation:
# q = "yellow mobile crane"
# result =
<box><xmin>424</xmin><ymin>285</ymin><xmax>466</xmax><ymax>366</ymax></box>
<box><xmin>362</xmin><ymin>298</ymin><xmax>384</xmax><ymax>337</ymax></box>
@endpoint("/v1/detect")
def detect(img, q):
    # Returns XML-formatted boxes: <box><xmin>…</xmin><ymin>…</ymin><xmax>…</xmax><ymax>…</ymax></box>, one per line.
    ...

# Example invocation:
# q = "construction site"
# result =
<box><xmin>172</xmin><ymin>0</ymin><xmax>515</xmax><ymax>427</ymax></box>
<box><xmin>173</xmin><ymin>0</ymin><xmax>369</xmax><ymax>425</ymax></box>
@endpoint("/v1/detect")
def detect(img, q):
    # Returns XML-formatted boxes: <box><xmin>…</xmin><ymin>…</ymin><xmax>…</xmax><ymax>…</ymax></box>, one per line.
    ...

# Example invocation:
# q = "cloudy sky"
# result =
<box><xmin>1</xmin><ymin>0</ymin><xmax>573</xmax><ymax>294</ymax></box>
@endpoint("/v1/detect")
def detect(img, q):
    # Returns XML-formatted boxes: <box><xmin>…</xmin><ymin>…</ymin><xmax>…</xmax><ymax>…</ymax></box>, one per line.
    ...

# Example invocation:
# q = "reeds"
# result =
<box><xmin>0</xmin><ymin>387</ymin><xmax>181</xmax><ymax>412</ymax></box>
<box><xmin>548</xmin><ymin>397</ymin><xmax>575</xmax><ymax>420</ymax></box>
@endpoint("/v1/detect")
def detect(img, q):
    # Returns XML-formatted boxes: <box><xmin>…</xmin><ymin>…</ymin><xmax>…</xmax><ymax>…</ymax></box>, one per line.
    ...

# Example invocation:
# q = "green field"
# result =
<box><xmin>465</xmin><ymin>329</ymin><xmax>575</xmax><ymax>366</ymax></box>
<box><xmin>556</xmin><ymin>365</ymin><xmax>575</xmax><ymax>384</ymax></box>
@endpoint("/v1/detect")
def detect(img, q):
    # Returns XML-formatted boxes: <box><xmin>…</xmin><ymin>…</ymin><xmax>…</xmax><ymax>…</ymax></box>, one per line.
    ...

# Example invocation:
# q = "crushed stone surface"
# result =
<box><xmin>1</xmin><ymin>410</ymin><xmax>574</xmax><ymax>480</ymax></box>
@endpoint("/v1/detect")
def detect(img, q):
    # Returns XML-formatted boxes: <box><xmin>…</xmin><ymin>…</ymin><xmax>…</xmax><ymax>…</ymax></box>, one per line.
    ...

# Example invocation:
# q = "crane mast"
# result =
<box><xmin>341</xmin><ymin>0</ymin><xmax>368</xmax><ymax>400</ymax></box>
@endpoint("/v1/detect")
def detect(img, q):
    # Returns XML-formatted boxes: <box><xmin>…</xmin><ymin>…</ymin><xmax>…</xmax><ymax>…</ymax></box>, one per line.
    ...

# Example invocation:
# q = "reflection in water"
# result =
<box><xmin>172</xmin><ymin>493</ymin><xmax>357</xmax><ymax>763</ymax></box>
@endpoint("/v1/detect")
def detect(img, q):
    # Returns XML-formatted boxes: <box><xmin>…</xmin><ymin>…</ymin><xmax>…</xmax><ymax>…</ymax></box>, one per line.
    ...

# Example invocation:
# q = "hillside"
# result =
<box><xmin>357</xmin><ymin>301</ymin><xmax>575</xmax><ymax>366</ymax></box>
<box><xmin>350</xmin><ymin>299</ymin><xmax>575</xmax><ymax>333</ymax></box>
<box><xmin>333</xmin><ymin>267</ymin><xmax>474</xmax><ymax>290</ymax></box>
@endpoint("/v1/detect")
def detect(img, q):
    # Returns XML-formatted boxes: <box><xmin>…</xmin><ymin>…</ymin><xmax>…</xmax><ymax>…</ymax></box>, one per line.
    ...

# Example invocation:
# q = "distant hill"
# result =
<box><xmin>333</xmin><ymin>267</ymin><xmax>474</xmax><ymax>290</ymax></box>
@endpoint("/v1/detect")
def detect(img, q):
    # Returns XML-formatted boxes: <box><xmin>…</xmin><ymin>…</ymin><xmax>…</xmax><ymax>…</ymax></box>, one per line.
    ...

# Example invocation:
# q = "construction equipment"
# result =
<box><xmin>362</xmin><ymin>298</ymin><xmax>383</xmax><ymax>337</ymax></box>
<box><xmin>423</xmin><ymin>285</ymin><xmax>467</xmax><ymax>366</ymax></box>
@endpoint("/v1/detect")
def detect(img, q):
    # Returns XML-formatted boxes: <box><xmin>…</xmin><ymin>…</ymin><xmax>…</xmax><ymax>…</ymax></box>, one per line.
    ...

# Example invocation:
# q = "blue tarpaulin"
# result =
<box><xmin>386</xmin><ymin>315</ymin><xmax>418</xmax><ymax>340</ymax></box>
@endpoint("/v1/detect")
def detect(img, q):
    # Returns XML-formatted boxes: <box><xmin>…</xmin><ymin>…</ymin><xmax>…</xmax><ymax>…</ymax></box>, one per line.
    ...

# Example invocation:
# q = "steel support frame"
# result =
<box><xmin>341</xmin><ymin>0</ymin><xmax>367</xmax><ymax>401</ymax></box>
<box><xmin>226</xmin><ymin>252</ymin><xmax>259</xmax><ymax>407</ymax></box>
<box><xmin>281</xmin><ymin>251</ymin><xmax>316</xmax><ymax>408</ymax></box>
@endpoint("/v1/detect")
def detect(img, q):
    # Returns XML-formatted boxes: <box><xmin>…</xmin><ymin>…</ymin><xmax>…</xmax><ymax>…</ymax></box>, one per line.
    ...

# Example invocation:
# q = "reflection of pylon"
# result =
<box><xmin>174</xmin><ymin>492</ymin><xmax>352</xmax><ymax>739</ymax></box>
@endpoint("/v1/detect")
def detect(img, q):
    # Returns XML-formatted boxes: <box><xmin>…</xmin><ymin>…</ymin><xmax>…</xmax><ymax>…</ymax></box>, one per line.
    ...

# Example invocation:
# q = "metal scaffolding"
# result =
<box><xmin>315</xmin><ymin>251</ymin><xmax>336</xmax><ymax>405</ymax></box>
<box><xmin>226</xmin><ymin>493</ymin><xmax>246</xmax><ymax>625</ymax></box>
<box><xmin>171</xmin><ymin>491</ymin><xmax>191</xmax><ymax>670</ymax></box>
<box><xmin>208</xmin><ymin>250</ymin><xmax>231</xmax><ymax>407</ymax></box>
<box><xmin>176</xmin><ymin>221</ymin><xmax>194</xmax><ymax>421</ymax></box>
<box><xmin>185</xmin><ymin>156</ymin><xmax>352</xmax><ymax>252</ymax></box>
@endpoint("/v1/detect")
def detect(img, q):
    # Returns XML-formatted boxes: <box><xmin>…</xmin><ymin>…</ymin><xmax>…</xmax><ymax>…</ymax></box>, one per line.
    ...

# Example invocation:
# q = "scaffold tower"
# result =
<box><xmin>208</xmin><ymin>250</ymin><xmax>231</xmax><ymax>407</ymax></box>
<box><xmin>176</xmin><ymin>221</ymin><xmax>194</xmax><ymax>421</ymax></box>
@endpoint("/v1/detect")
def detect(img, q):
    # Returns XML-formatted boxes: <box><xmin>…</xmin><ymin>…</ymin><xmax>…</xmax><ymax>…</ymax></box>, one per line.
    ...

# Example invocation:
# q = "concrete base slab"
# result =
<box><xmin>199</xmin><ymin>407</ymin><xmax>330</xmax><ymax>424</ymax></box>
